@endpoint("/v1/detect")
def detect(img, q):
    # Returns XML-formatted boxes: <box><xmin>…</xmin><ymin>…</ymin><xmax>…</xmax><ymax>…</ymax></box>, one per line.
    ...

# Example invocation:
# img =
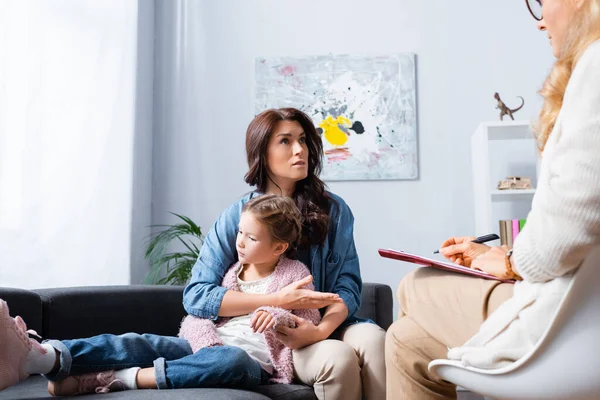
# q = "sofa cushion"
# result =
<box><xmin>0</xmin><ymin>376</ymin><xmax>316</xmax><ymax>400</ymax></box>
<box><xmin>0</xmin><ymin>286</ymin><xmax>43</xmax><ymax>335</ymax></box>
<box><xmin>257</xmin><ymin>383</ymin><xmax>317</xmax><ymax>399</ymax></box>
<box><xmin>34</xmin><ymin>286</ymin><xmax>186</xmax><ymax>339</ymax></box>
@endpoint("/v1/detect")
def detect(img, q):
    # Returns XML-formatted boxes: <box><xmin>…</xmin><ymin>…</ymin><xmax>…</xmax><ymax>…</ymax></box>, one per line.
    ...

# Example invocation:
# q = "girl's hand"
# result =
<box><xmin>250</xmin><ymin>310</ymin><xmax>276</xmax><ymax>333</ymax></box>
<box><xmin>439</xmin><ymin>236</ymin><xmax>491</xmax><ymax>267</ymax></box>
<box><xmin>275</xmin><ymin>315</ymin><xmax>324</xmax><ymax>350</ymax></box>
<box><xmin>274</xmin><ymin>276</ymin><xmax>342</xmax><ymax>310</ymax></box>
<box><xmin>471</xmin><ymin>246</ymin><xmax>513</xmax><ymax>279</ymax></box>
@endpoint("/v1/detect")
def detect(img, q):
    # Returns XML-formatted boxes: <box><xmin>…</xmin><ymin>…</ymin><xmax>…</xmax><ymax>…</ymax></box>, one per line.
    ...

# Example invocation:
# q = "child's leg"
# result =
<box><xmin>44</xmin><ymin>332</ymin><xmax>191</xmax><ymax>381</ymax></box>
<box><xmin>0</xmin><ymin>298</ymin><xmax>192</xmax><ymax>391</ymax></box>
<box><xmin>136</xmin><ymin>367</ymin><xmax>158</xmax><ymax>389</ymax></box>
<box><xmin>48</xmin><ymin>346</ymin><xmax>268</xmax><ymax>395</ymax></box>
<box><xmin>156</xmin><ymin>345</ymin><xmax>267</xmax><ymax>390</ymax></box>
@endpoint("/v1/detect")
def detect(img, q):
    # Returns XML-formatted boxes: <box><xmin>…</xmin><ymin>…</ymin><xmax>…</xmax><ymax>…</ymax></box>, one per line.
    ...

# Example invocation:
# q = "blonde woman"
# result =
<box><xmin>385</xmin><ymin>0</ymin><xmax>600</xmax><ymax>398</ymax></box>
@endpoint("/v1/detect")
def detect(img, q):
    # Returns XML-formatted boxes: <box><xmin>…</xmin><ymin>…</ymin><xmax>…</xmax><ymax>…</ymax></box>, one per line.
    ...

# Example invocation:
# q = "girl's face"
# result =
<box><xmin>265</xmin><ymin>120</ymin><xmax>309</xmax><ymax>188</ymax></box>
<box><xmin>536</xmin><ymin>0</ymin><xmax>580</xmax><ymax>57</ymax></box>
<box><xmin>236</xmin><ymin>212</ymin><xmax>287</xmax><ymax>265</ymax></box>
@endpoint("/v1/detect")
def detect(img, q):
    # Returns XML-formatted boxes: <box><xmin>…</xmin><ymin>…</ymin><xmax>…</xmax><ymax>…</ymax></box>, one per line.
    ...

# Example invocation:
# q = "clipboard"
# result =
<box><xmin>378</xmin><ymin>248</ymin><xmax>516</xmax><ymax>284</ymax></box>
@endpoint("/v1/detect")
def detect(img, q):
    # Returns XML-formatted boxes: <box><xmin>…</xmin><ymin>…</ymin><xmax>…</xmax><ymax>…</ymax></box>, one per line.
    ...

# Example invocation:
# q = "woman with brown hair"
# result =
<box><xmin>183</xmin><ymin>107</ymin><xmax>386</xmax><ymax>400</ymax></box>
<box><xmin>385</xmin><ymin>0</ymin><xmax>600</xmax><ymax>398</ymax></box>
<box><xmin>0</xmin><ymin>108</ymin><xmax>385</xmax><ymax>399</ymax></box>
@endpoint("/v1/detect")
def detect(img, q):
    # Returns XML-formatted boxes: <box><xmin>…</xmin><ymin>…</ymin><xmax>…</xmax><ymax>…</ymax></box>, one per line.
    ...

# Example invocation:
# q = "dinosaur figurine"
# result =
<box><xmin>494</xmin><ymin>92</ymin><xmax>525</xmax><ymax>121</ymax></box>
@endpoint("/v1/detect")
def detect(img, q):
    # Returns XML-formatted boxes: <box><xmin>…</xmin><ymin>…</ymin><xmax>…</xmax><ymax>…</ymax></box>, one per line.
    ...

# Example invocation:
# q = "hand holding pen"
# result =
<box><xmin>434</xmin><ymin>234</ymin><xmax>500</xmax><ymax>267</ymax></box>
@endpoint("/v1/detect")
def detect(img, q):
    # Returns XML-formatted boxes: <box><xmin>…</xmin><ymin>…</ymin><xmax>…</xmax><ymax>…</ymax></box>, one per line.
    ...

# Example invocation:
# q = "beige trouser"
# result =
<box><xmin>385</xmin><ymin>268</ymin><xmax>514</xmax><ymax>400</ymax></box>
<box><xmin>293</xmin><ymin>322</ymin><xmax>386</xmax><ymax>400</ymax></box>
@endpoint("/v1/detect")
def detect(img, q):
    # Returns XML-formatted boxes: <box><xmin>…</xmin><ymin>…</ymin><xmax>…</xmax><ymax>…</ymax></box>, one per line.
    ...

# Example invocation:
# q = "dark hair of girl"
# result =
<box><xmin>242</xmin><ymin>194</ymin><xmax>302</xmax><ymax>258</ymax></box>
<box><xmin>244</xmin><ymin>108</ymin><xmax>330</xmax><ymax>247</ymax></box>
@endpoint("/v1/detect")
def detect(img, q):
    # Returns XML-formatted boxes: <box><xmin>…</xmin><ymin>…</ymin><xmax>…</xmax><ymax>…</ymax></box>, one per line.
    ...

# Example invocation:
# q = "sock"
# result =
<box><xmin>114</xmin><ymin>367</ymin><xmax>140</xmax><ymax>390</ymax></box>
<box><xmin>25</xmin><ymin>343</ymin><xmax>57</xmax><ymax>375</ymax></box>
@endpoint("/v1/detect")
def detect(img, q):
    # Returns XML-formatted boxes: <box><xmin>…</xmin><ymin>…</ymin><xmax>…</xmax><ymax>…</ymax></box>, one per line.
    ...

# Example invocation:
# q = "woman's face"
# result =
<box><xmin>265</xmin><ymin>120</ymin><xmax>309</xmax><ymax>187</ymax></box>
<box><xmin>536</xmin><ymin>0</ymin><xmax>580</xmax><ymax>57</ymax></box>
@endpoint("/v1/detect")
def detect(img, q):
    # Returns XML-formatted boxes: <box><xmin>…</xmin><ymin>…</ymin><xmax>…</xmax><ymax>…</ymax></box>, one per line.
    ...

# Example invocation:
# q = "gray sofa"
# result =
<box><xmin>0</xmin><ymin>283</ymin><xmax>392</xmax><ymax>400</ymax></box>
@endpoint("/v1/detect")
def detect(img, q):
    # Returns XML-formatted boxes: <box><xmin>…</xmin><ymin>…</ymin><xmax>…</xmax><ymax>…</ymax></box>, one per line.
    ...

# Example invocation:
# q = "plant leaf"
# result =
<box><xmin>143</xmin><ymin>213</ymin><xmax>204</xmax><ymax>285</ymax></box>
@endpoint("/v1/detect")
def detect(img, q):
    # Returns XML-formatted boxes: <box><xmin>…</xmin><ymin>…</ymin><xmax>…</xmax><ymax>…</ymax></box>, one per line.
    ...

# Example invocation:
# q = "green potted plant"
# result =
<box><xmin>144</xmin><ymin>213</ymin><xmax>204</xmax><ymax>285</ymax></box>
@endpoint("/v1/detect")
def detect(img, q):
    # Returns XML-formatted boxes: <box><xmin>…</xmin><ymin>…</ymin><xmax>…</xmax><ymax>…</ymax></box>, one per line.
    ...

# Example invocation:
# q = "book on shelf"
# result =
<box><xmin>519</xmin><ymin>219</ymin><xmax>527</xmax><ymax>231</ymax></box>
<box><xmin>499</xmin><ymin>218</ymin><xmax>527</xmax><ymax>246</ymax></box>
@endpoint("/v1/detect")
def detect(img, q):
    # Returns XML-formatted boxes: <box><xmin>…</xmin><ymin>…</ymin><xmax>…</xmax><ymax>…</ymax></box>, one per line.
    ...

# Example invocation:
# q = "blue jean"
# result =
<box><xmin>45</xmin><ymin>333</ymin><xmax>269</xmax><ymax>389</ymax></box>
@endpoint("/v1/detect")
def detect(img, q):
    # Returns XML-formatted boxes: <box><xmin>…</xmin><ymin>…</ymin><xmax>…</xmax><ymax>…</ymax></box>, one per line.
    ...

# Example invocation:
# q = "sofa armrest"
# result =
<box><xmin>0</xmin><ymin>287</ymin><xmax>43</xmax><ymax>335</ymax></box>
<box><xmin>356</xmin><ymin>282</ymin><xmax>393</xmax><ymax>330</ymax></box>
<box><xmin>34</xmin><ymin>285</ymin><xmax>186</xmax><ymax>340</ymax></box>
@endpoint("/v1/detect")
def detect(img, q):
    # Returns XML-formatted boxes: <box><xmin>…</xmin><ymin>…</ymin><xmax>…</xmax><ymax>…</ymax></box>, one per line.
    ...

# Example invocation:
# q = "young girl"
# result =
<box><xmin>177</xmin><ymin>194</ymin><xmax>321</xmax><ymax>385</ymax></box>
<box><xmin>0</xmin><ymin>194</ymin><xmax>320</xmax><ymax>395</ymax></box>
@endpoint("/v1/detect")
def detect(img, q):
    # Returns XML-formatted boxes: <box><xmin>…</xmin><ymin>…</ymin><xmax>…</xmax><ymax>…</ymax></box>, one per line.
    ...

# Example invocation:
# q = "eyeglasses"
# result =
<box><xmin>526</xmin><ymin>0</ymin><xmax>542</xmax><ymax>21</ymax></box>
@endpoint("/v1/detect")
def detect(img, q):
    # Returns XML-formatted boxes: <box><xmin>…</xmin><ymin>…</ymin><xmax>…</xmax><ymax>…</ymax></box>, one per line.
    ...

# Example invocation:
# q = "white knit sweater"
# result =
<box><xmin>448</xmin><ymin>40</ymin><xmax>600</xmax><ymax>368</ymax></box>
<box><xmin>514</xmin><ymin>40</ymin><xmax>600</xmax><ymax>282</ymax></box>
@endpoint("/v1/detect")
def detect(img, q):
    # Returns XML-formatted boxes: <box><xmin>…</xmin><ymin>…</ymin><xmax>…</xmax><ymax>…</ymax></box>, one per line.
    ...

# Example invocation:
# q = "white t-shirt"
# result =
<box><xmin>216</xmin><ymin>264</ymin><xmax>275</xmax><ymax>374</ymax></box>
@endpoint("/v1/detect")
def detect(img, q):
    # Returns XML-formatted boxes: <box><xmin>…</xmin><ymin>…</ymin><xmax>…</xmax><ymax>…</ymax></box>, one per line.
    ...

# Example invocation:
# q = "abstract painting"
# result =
<box><xmin>255</xmin><ymin>53</ymin><xmax>418</xmax><ymax>181</ymax></box>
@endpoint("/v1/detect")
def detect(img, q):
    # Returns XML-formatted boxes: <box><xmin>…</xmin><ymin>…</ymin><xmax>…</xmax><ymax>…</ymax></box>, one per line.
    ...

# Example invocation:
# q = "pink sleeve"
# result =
<box><xmin>254</xmin><ymin>306</ymin><xmax>295</xmax><ymax>329</ymax></box>
<box><xmin>292</xmin><ymin>308</ymin><xmax>321</xmax><ymax>326</ymax></box>
<box><xmin>178</xmin><ymin>315</ymin><xmax>223</xmax><ymax>353</ymax></box>
<box><xmin>254</xmin><ymin>305</ymin><xmax>321</xmax><ymax>328</ymax></box>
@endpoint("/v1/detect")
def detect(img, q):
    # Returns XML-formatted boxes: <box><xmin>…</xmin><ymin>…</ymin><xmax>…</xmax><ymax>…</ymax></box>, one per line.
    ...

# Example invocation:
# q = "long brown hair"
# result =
<box><xmin>244</xmin><ymin>108</ymin><xmax>330</xmax><ymax>247</ymax></box>
<box><xmin>535</xmin><ymin>0</ymin><xmax>600</xmax><ymax>152</ymax></box>
<box><xmin>242</xmin><ymin>194</ymin><xmax>302</xmax><ymax>257</ymax></box>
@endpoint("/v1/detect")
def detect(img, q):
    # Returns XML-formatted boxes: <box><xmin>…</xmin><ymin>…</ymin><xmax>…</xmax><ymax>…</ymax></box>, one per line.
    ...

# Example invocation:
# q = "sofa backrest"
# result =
<box><xmin>0</xmin><ymin>287</ymin><xmax>43</xmax><ymax>335</ymax></box>
<box><xmin>0</xmin><ymin>282</ymin><xmax>392</xmax><ymax>340</ymax></box>
<box><xmin>34</xmin><ymin>286</ymin><xmax>186</xmax><ymax>339</ymax></box>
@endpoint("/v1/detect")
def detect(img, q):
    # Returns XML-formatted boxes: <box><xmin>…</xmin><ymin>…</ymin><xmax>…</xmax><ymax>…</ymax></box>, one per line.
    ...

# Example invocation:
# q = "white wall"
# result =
<box><xmin>152</xmin><ymin>0</ymin><xmax>555</xmax><ymax>316</ymax></box>
<box><xmin>0</xmin><ymin>0</ymin><xmax>143</xmax><ymax>288</ymax></box>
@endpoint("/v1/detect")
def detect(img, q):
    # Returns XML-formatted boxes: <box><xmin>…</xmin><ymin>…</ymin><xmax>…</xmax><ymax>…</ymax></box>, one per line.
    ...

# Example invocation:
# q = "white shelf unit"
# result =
<box><xmin>490</xmin><ymin>189</ymin><xmax>536</xmax><ymax>197</ymax></box>
<box><xmin>472</xmin><ymin>121</ymin><xmax>538</xmax><ymax>237</ymax></box>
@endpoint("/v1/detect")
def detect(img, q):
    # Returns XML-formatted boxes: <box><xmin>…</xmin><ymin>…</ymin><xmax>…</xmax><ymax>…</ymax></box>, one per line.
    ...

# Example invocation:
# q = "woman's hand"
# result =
<box><xmin>250</xmin><ymin>311</ymin><xmax>276</xmax><ymax>333</ymax></box>
<box><xmin>274</xmin><ymin>276</ymin><xmax>342</xmax><ymax>310</ymax></box>
<box><xmin>439</xmin><ymin>236</ymin><xmax>491</xmax><ymax>267</ymax></box>
<box><xmin>471</xmin><ymin>245</ymin><xmax>513</xmax><ymax>279</ymax></box>
<box><xmin>275</xmin><ymin>315</ymin><xmax>324</xmax><ymax>350</ymax></box>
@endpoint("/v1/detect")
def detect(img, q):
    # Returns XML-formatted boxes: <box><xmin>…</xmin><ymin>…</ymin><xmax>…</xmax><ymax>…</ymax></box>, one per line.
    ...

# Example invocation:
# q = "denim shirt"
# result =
<box><xmin>183</xmin><ymin>191</ymin><xmax>367</xmax><ymax>328</ymax></box>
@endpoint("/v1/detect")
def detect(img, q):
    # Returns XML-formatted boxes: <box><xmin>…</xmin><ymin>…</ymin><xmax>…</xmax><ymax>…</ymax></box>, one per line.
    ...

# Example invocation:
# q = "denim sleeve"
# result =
<box><xmin>330</xmin><ymin>197</ymin><xmax>362</xmax><ymax>318</ymax></box>
<box><xmin>182</xmin><ymin>200</ymin><xmax>244</xmax><ymax>320</ymax></box>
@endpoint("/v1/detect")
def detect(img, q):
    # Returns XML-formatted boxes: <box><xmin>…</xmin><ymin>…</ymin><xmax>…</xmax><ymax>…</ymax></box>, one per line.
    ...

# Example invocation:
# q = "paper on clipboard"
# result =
<box><xmin>378</xmin><ymin>248</ymin><xmax>516</xmax><ymax>284</ymax></box>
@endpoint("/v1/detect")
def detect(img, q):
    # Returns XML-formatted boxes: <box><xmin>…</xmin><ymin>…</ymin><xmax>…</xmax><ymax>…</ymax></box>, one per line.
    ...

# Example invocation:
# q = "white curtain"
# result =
<box><xmin>152</xmin><ymin>0</ymin><xmax>209</xmax><ymax>231</ymax></box>
<box><xmin>0</xmin><ymin>0</ymin><xmax>143</xmax><ymax>288</ymax></box>
<box><xmin>0</xmin><ymin>0</ymin><xmax>210</xmax><ymax>288</ymax></box>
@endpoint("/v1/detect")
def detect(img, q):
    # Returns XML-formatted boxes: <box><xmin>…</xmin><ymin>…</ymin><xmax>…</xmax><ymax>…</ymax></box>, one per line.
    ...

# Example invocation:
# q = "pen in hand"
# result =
<box><xmin>432</xmin><ymin>233</ymin><xmax>500</xmax><ymax>254</ymax></box>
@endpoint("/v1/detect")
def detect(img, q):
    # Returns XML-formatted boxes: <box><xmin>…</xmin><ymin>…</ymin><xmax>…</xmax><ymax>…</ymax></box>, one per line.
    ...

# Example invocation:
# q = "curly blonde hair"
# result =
<box><xmin>535</xmin><ymin>0</ymin><xmax>600</xmax><ymax>152</ymax></box>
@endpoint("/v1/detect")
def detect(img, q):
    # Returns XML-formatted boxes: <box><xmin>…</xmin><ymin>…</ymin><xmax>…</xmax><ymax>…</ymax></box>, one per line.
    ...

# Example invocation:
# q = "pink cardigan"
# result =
<box><xmin>178</xmin><ymin>257</ymin><xmax>322</xmax><ymax>384</ymax></box>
